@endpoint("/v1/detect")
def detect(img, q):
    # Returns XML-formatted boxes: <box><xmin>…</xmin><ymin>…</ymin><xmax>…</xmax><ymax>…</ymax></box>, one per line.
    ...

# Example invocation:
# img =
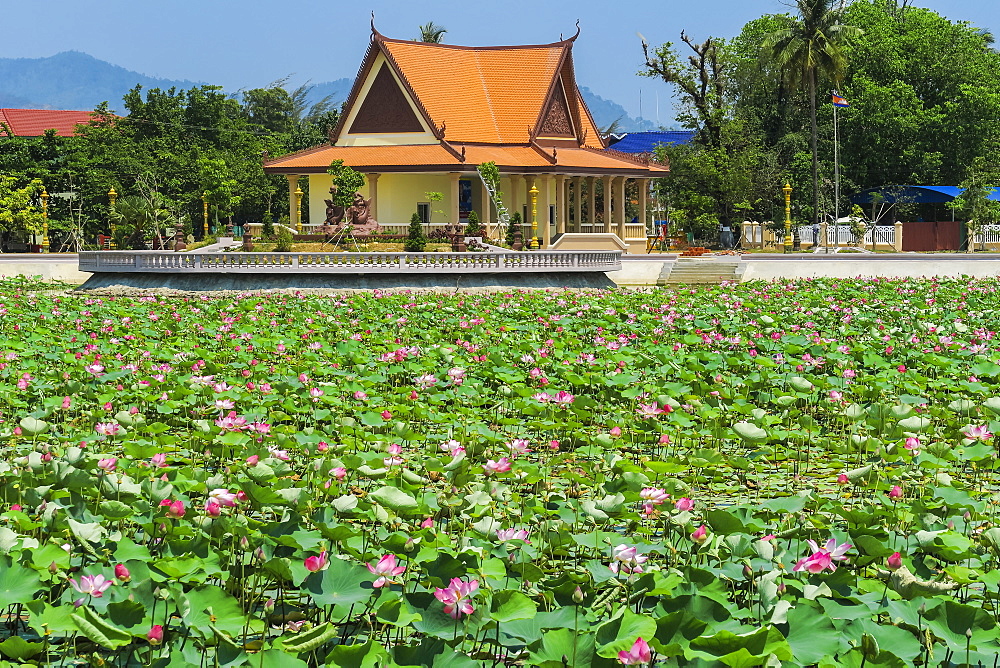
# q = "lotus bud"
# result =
<box><xmin>146</xmin><ymin>625</ymin><xmax>164</xmax><ymax>646</ymax></box>
<box><xmin>115</xmin><ymin>563</ymin><xmax>131</xmax><ymax>582</ymax></box>
<box><xmin>572</xmin><ymin>586</ymin><xmax>584</xmax><ymax>604</ymax></box>
<box><xmin>48</xmin><ymin>561</ymin><xmax>59</xmax><ymax>574</ymax></box>
<box><xmin>264</xmin><ymin>598</ymin><xmax>275</xmax><ymax>615</ymax></box>
<box><xmin>887</xmin><ymin>552</ymin><xmax>902</xmax><ymax>571</ymax></box>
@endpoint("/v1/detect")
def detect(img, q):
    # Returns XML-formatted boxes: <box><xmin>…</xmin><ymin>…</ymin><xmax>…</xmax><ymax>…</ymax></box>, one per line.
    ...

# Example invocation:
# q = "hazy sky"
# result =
<box><xmin>3</xmin><ymin>0</ymin><xmax>997</xmax><ymax>119</ymax></box>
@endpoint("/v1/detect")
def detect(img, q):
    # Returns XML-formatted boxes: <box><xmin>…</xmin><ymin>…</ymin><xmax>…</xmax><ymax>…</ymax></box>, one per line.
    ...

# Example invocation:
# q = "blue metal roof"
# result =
<box><xmin>606</xmin><ymin>131</ymin><xmax>696</xmax><ymax>154</ymax></box>
<box><xmin>851</xmin><ymin>185</ymin><xmax>1000</xmax><ymax>204</ymax></box>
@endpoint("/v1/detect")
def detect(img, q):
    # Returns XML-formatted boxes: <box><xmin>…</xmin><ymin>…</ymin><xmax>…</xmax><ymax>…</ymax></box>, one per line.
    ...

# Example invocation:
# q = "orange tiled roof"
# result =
<box><xmin>0</xmin><ymin>108</ymin><xmax>94</xmax><ymax>137</ymax></box>
<box><xmin>379</xmin><ymin>38</ymin><xmax>567</xmax><ymax>145</ymax></box>
<box><xmin>265</xmin><ymin>143</ymin><xmax>667</xmax><ymax>175</ymax></box>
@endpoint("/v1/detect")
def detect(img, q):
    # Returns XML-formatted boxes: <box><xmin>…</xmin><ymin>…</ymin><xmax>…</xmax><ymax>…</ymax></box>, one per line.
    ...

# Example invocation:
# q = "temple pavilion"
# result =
<box><xmin>263</xmin><ymin>23</ymin><xmax>668</xmax><ymax>250</ymax></box>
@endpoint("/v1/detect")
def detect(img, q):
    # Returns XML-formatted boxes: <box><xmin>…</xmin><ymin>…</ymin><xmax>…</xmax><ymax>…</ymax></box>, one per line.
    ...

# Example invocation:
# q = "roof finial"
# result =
<box><xmin>568</xmin><ymin>20</ymin><xmax>581</xmax><ymax>42</ymax></box>
<box><xmin>371</xmin><ymin>12</ymin><xmax>381</xmax><ymax>38</ymax></box>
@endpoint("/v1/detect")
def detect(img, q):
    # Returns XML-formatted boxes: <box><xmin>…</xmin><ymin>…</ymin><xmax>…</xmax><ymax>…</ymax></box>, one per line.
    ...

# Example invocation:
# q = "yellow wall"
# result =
<box><xmin>309</xmin><ymin>173</ymin><xmax>464</xmax><ymax>226</ymax></box>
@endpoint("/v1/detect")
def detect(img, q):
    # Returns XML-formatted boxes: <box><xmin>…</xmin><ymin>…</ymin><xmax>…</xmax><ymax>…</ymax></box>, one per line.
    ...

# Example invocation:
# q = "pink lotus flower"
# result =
<box><xmin>828</xmin><ymin>390</ymin><xmax>843</xmax><ymax>402</ymax></box>
<box><xmin>637</xmin><ymin>402</ymin><xmax>668</xmax><ymax>417</ymax></box>
<box><xmin>205</xmin><ymin>500</ymin><xmax>222</xmax><ymax>517</ymax></box>
<box><xmin>610</xmin><ymin>426</ymin><xmax>622</xmax><ymax>437</ymax></box>
<box><xmin>532</xmin><ymin>391</ymin><xmax>552</xmax><ymax>403</ymax></box>
<box><xmin>420</xmin><ymin>517</ymin><xmax>435</xmax><ymax>529</ymax></box>
<box><xmin>793</xmin><ymin>538</ymin><xmax>852</xmax><ymax>573</ymax></box>
<box><xmin>94</xmin><ymin>422</ymin><xmax>120</xmax><ymax>436</ymax></box>
<box><xmin>215</xmin><ymin>412</ymin><xmax>247</xmax><ymax>431</ymax></box>
<box><xmin>610</xmin><ymin>544</ymin><xmax>647</xmax><ymax>574</ymax></box>
<box><xmin>447</xmin><ymin>368</ymin><xmax>466</xmax><ymax>385</ymax></box>
<box><xmin>309</xmin><ymin>387</ymin><xmax>324</xmax><ymax>399</ymax></box>
<box><xmin>367</xmin><ymin>554</ymin><xmax>406</xmax><ymax>588</ymax></box>
<box><xmin>85</xmin><ymin>363</ymin><xmax>105</xmax><ymax>376</ymax></box>
<box><xmin>150</xmin><ymin>453</ymin><xmax>167</xmax><ymax>468</ymax></box>
<box><xmin>691</xmin><ymin>525</ymin><xmax>708</xmax><ymax>544</ymax></box>
<box><xmin>553</xmin><ymin>390</ymin><xmax>575</xmax><ymax>405</ymax></box>
<box><xmin>963</xmin><ymin>425</ymin><xmax>993</xmax><ymax>441</ymax></box>
<box><xmin>69</xmin><ymin>574</ymin><xmax>113</xmax><ymax>598</ymax></box>
<box><xmin>208</xmin><ymin>489</ymin><xmax>237</xmax><ymax>507</ymax></box>
<box><xmin>484</xmin><ymin>458</ymin><xmax>512</xmax><ymax>475</ymax></box>
<box><xmin>353</xmin><ymin>390</ymin><xmax>368</xmax><ymax>400</ymax></box>
<box><xmin>146</xmin><ymin>625</ymin><xmax>164</xmax><ymax>646</ymax></box>
<box><xmin>887</xmin><ymin>552</ymin><xmax>903</xmax><ymax>570</ymax></box>
<box><xmin>888</xmin><ymin>485</ymin><xmax>903</xmax><ymax>499</ymax></box>
<box><xmin>639</xmin><ymin>488</ymin><xmax>670</xmax><ymax>505</ymax></box>
<box><xmin>381</xmin><ymin>410</ymin><xmax>392</xmax><ymax>420</ymax></box>
<box><xmin>618</xmin><ymin>636</ymin><xmax>652</xmax><ymax>665</ymax></box>
<box><xmin>837</xmin><ymin>473</ymin><xmax>849</xmax><ymax>485</ymax></box>
<box><xmin>508</xmin><ymin>439</ymin><xmax>530</xmax><ymax>456</ymax></box>
<box><xmin>61</xmin><ymin>396</ymin><xmax>72</xmax><ymax>409</ymax></box>
<box><xmin>304</xmin><ymin>550</ymin><xmax>328</xmax><ymax>573</ymax></box>
<box><xmin>246</xmin><ymin>455</ymin><xmax>259</xmax><ymax>466</ymax></box>
<box><xmin>904</xmin><ymin>437</ymin><xmax>920</xmax><ymax>450</ymax></box>
<box><xmin>434</xmin><ymin>577</ymin><xmax>479</xmax><ymax>619</ymax></box>
<box><xmin>496</xmin><ymin>528</ymin><xmax>530</xmax><ymax>542</ymax></box>
<box><xmin>97</xmin><ymin>457</ymin><xmax>117</xmax><ymax>473</ymax></box>
<box><xmin>414</xmin><ymin>374</ymin><xmax>437</xmax><ymax>389</ymax></box>
<box><xmin>674</xmin><ymin>497</ymin><xmax>694</xmax><ymax>512</ymax></box>
<box><xmin>329</xmin><ymin>467</ymin><xmax>347</xmax><ymax>481</ymax></box>
<box><xmin>161</xmin><ymin>499</ymin><xmax>185</xmax><ymax>519</ymax></box>
<box><xmin>114</xmin><ymin>564</ymin><xmax>130</xmax><ymax>582</ymax></box>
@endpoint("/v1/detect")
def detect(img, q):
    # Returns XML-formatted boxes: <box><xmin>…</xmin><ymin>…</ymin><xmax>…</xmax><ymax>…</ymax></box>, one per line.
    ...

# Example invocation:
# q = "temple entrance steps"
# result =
<box><xmin>663</xmin><ymin>258</ymin><xmax>742</xmax><ymax>286</ymax></box>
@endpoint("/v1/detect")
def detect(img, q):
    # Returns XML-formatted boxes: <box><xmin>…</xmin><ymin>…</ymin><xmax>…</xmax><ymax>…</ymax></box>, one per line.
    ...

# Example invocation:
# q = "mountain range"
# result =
<box><xmin>0</xmin><ymin>51</ymin><xmax>660</xmax><ymax>133</ymax></box>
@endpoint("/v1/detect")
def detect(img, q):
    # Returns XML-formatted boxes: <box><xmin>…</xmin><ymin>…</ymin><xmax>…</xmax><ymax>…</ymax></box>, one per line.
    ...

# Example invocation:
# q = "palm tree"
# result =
<box><xmin>763</xmin><ymin>0</ymin><xmax>861</xmax><ymax>232</ymax></box>
<box><xmin>416</xmin><ymin>22</ymin><xmax>447</xmax><ymax>43</ymax></box>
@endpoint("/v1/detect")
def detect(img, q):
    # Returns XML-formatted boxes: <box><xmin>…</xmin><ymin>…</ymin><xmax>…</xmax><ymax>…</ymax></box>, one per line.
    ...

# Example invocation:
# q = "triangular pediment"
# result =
<box><xmin>538</xmin><ymin>76</ymin><xmax>576</xmax><ymax>138</ymax></box>
<box><xmin>349</xmin><ymin>62</ymin><xmax>424</xmax><ymax>134</ymax></box>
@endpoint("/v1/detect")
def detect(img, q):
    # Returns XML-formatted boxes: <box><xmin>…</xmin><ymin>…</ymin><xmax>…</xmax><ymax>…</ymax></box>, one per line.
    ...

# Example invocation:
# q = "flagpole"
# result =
<box><xmin>832</xmin><ymin>90</ymin><xmax>840</xmax><ymax>253</ymax></box>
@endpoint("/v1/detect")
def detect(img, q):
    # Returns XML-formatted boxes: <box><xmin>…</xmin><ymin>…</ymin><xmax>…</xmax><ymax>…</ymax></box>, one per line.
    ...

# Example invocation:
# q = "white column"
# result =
<box><xmin>602</xmin><ymin>176</ymin><xmax>613</xmax><ymax>234</ymax></box>
<box><xmin>449</xmin><ymin>173</ymin><xmax>461</xmax><ymax>225</ymax></box>
<box><xmin>555</xmin><ymin>175</ymin><xmax>566</xmax><ymax>235</ymax></box>
<box><xmin>615</xmin><ymin>176</ymin><xmax>627</xmax><ymax>239</ymax></box>
<box><xmin>366</xmin><ymin>173</ymin><xmax>380</xmax><ymax>222</ymax></box>
<box><xmin>286</xmin><ymin>174</ymin><xmax>299</xmax><ymax>226</ymax></box>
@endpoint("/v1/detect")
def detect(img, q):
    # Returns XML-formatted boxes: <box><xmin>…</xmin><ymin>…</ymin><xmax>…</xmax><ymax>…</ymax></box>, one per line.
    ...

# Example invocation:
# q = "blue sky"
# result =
<box><xmin>3</xmin><ymin>0</ymin><xmax>997</xmax><ymax>120</ymax></box>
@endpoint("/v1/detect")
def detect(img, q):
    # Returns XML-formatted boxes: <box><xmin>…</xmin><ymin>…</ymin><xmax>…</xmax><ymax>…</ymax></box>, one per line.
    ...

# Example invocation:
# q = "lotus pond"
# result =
<box><xmin>2</xmin><ymin>277</ymin><xmax>1000</xmax><ymax>667</ymax></box>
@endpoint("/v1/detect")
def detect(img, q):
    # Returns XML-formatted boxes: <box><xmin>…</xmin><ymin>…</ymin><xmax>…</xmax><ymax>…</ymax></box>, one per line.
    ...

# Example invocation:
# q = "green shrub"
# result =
<box><xmin>274</xmin><ymin>226</ymin><xmax>294</xmax><ymax>252</ymax></box>
<box><xmin>506</xmin><ymin>212</ymin><xmax>522</xmax><ymax>247</ymax></box>
<box><xmin>464</xmin><ymin>210</ymin><xmax>485</xmax><ymax>237</ymax></box>
<box><xmin>262</xmin><ymin>216</ymin><xmax>275</xmax><ymax>239</ymax></box>
<box><xmin>405</xmin><ymin>212</ymin><xmax>427</xmax><ymax>252</ymax></box>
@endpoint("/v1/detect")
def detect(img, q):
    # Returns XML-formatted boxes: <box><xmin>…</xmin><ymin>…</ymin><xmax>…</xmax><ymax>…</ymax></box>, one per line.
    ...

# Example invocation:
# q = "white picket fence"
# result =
<box><xmin>972</xmin><ymin>224</ymin><xmax>1000</xmax><ymax>245</ymax></box>
<box><xmin>741</xmin><ymin>222</ymin><xmax>897</xmax><ymax>247</ymax></box>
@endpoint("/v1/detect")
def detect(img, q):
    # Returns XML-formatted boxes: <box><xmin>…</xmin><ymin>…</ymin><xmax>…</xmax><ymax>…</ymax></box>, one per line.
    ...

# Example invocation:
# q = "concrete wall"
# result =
<box><xmin>0</xmin><ymin>260</ymin><xmax>90</xmax><ymax>284</ymax></box>
<box><xmin>740</xmin><ymin>260</ymin><xmax>1000</xmax><ymax>281</ymax></box>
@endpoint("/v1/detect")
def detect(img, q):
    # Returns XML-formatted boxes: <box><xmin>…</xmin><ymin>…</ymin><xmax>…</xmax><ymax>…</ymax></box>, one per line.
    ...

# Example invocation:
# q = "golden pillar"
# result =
<box><xmin>201</xmin><ymin>191</ymin><xmax>210</xmax><ymax>235</ymax></box>
<box><xmin>40</xmin><ymin>188</ymin><xmax>49</xmax><ymax>253</ymax></box>
<box><xmin>294</xmin><ymin>185</ymin><xmax>303</xmax><ymax>234</ymax></box>
<box><xmin>783</xmin><ymin>182</ymin><xmax>793</xmax><ymax>254</ymax></box>
<box><xmin>529</xmin><ymin>183</ymin><xmax>539</xmax><ymax>249</ymax></box>
<box><xmin>108</xmin><ymin>187</ymin><xmax>118</xmax><ymax>249</ymax></box>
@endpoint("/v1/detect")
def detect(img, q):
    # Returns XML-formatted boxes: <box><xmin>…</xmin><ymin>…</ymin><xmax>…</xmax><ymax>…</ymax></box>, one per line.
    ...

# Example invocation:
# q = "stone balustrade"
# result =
<box><xmin>78</xmin><ymin>250</ymin><xmax>622</xmax><ymax>274</ymax></box>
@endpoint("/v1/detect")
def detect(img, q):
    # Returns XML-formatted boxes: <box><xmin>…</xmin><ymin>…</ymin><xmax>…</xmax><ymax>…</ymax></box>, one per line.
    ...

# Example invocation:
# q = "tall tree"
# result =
<box><xmin>763</xmin><ymin>0</ymin><xmax>860</xmax><ymax>227</ymax></box>
<box><xmin>416</xmin><ymin>22</ymin><xmax>447</xmax><ymax>43</ymax></box>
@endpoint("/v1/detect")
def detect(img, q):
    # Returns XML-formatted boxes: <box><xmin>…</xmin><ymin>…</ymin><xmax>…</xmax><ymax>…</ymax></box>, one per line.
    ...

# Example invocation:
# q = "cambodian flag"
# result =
<box><xmin>832</xmin><ymin>93</ymin><xmax>850</xmax><ymax>108</ymax></box>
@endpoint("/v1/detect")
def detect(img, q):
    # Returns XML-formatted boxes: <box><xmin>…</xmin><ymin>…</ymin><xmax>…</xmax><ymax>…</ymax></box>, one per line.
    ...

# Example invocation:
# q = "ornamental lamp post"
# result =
<box><xmin>40</xmin><ymin>188</ymin><xmax>49</xmax><ymax>253</ymax></box>
<box><xmin>783</xmin><ymin>182</ymin><xmax>793</xmax><ymax>254</ymax></box>
<box><xmin>108</xmin><ymin>187</ymin><xmax>118</xmax><ymax>249</ymax></box>
<box><xmin>294</xmin><ymin>186</ymin><xmax>303</xmax><ymax>235</ymax></box>
<box><xmin>529</xmin><ymin>183</ymin><xmax>539</xmax><ymax>250</ymax></box>
<box><xmin>201</xmin><ymin>191</ymin><xmax>210</xmax><ymax>236</ymax></box>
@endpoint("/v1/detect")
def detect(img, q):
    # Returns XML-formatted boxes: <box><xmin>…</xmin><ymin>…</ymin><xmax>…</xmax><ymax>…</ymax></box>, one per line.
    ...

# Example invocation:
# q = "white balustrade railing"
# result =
<box><xmin>741</xmin><ymin>222</ymin><xmax>898</xmax><ymax>247</ymax></box>
<box><xmin>79</xmin><ymin>250</ymin><xmax>622</xmax><ymax>274</ymax></box>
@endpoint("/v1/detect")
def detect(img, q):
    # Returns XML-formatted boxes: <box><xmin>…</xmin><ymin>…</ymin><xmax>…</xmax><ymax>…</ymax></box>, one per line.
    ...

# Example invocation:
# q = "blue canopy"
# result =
<box><xmin>851</xmin><ymin>185</ymin><xmax>1000</xmax><ymax>204</ymax></box>
<box><xmin>606</xmin><ymin>131</ymin><xmax>695</xmax><ymax>154</ymax></box>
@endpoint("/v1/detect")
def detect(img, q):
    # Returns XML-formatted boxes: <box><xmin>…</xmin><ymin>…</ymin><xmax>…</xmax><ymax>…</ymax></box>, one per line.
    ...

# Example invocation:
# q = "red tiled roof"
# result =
<box><xmin>0</xmin><ymin>108</ymin><xmax>95</xmax><ymax>137</ymax></box>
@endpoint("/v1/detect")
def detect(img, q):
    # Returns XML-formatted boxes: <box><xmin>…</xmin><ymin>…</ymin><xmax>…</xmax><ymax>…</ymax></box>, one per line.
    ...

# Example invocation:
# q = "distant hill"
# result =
<box><xmin>579</xmin><ymin>86</ymin><xmax>659</xmax><ymax>133</ymax></box>
<box><xmin>0</xmin><ymin>51</ymin><xmax>660</xmax><ymax>133</ymax></box>
<box><xmin>0</xmin><ymin>51</ymin><xmax>201</xmax><ymax>112</ymax></box>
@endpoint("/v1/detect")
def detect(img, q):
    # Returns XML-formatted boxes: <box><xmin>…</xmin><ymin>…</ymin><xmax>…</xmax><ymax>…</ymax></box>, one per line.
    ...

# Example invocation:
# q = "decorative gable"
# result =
<box><xmin>537</xmin><ymin>77</ymin><xmax>575</xmax><ymax>138</ymax></box>
<box><xmin>349</xmin><ymin>62</ymin><xmax>424</xmax><ymax>134</ymax></box>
